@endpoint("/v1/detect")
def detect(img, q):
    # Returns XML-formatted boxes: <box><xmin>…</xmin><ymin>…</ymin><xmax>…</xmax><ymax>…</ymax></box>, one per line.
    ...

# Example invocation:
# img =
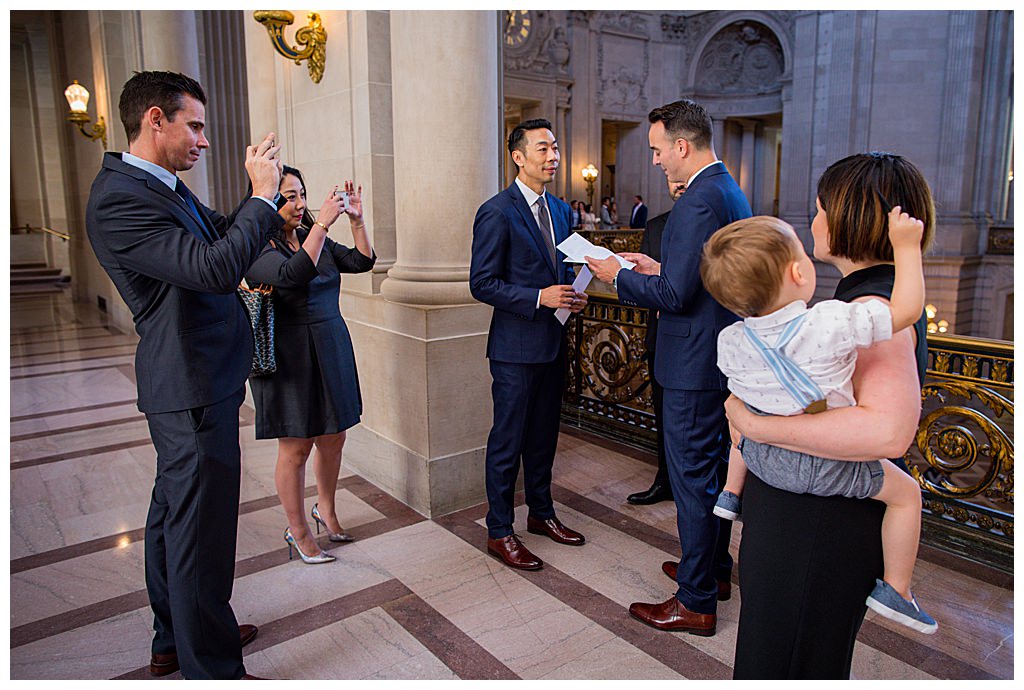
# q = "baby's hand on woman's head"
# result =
<box><xmin>887</xmin><ymin>205</ymin><xmax>924</xmax><ymax>250</ymax></box>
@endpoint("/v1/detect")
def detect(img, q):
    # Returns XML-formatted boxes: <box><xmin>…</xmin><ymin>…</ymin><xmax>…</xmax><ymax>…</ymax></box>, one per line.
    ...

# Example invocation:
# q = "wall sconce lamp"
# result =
<box><xmin>64</xmin><ymin>80</ymin><xmax>107</xmax><ymax>148</ymax></box>
<box><xmin>253</xmin><ymin>10</ymin><xmax>327</xmax><ymax>84</ymax></box>
<box><xmin>925</xmin><ymin>304</ymin><xmax>949</xmax><ymax>334</ymax></box>
<box><xmin>581</xmin><ymin>163</ymin><xmax>599</xmax><ymax>208</ymax></box>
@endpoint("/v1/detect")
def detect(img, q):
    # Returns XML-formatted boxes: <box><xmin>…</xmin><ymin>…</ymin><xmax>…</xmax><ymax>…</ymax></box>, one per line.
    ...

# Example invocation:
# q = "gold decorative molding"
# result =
<box><xmin>910</xmin><ymin>381</ymin><xmax>1013</xmax><ymax>504</ymax></box>
<box><xmin>253</xmin><ymin>10</ymin><xmax>327</xmax><ymax>84</ymax></box>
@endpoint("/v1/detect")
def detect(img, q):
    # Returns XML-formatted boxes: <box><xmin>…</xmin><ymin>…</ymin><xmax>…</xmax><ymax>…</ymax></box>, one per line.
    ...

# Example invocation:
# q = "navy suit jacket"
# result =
<box><xmin>470</xmin><ymin>182</ymin><xmax>574</xmax><ymax>364</ymax></box>
<box><xmin>630</xmin><ymin>203</ymin><xmax>648</xmax><ymax>229</ymax></box>
<box><xmin>616</xmin><ymin>162</ymin><xmax>751</xmax><ymax>390</ymax></box>
<box><xmin>86</xmin><ymin>152</ymin><xmax>284</xmax><ymax>413</ymax></box>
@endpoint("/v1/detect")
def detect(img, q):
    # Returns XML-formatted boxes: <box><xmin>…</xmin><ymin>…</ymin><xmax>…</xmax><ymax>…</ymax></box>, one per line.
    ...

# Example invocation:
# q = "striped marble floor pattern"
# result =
<box><xmin>8</xmin><ymin>292</ymin><xmax>1014</xmax><ymax>679</ymax></box>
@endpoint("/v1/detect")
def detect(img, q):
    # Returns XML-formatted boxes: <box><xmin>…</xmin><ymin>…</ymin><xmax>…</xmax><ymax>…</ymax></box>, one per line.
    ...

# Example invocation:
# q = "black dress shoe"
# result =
<box><xmin>149</xmin><ymin>624</ymin><xmax>259</xmax><ymax>677</ymax></box>
<box><xmin>627</xmin><ymin>483</ymin><xmax>673</xmax><ymax>505</ymax></box>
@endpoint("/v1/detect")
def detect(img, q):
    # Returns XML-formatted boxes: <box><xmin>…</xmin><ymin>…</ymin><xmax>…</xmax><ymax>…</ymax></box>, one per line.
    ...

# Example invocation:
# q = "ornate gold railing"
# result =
<box><xmin>579</xmin><ymin>229</ymin><xmax>644</xmax><ymax>254</ymax></box>
<box><xmin>906</xmin><ymin>335</ymin><xmax>1013</xmax><ymax>568</ymax></box>
<box><xmin>562</xmin><ymin>295</ymin><xmax>1014</xmax><ymax>571</ymax></box>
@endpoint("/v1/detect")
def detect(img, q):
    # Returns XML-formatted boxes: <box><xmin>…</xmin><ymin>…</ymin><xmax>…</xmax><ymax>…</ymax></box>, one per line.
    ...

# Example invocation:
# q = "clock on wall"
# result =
<box><xmin>503</xmin><ymin>10</ymin><xmax>532</xmax><ymax>47</ymax></box>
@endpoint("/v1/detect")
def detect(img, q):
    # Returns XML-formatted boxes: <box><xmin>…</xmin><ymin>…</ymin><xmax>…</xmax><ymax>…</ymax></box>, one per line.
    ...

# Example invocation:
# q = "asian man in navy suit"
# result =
<box><xmin>85</xmin><ymin>71</ymin><xmax>283</xmax><ymax>679</ymax></box>
<box><xmin>588</xmin><ymin>100</ymin><xmax>751</xmax><ymax>636</ymax></box>
<box><xmin>470</xmin><ymin>119</ymin><xmax>588</xmax><ymax>570</ymax></box>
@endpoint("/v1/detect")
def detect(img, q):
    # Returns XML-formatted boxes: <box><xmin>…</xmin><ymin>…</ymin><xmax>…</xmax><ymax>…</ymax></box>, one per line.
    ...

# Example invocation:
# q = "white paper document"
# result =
<box><xmin>554</xmin><ymin>265</ymin><xmax>593</xmax><ymax>325</ymax></box>
<box><xmin>556</xmin><ymin>232</ymin><xmax>635</xmax><ymax>270</ymax></box>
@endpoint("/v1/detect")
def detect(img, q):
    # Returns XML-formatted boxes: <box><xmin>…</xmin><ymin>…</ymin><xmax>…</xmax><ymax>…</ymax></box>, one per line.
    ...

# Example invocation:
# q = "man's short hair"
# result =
<box><xmin>648</xmin><ymin>99</ymin><xmax>713</xmax><ymax>150</ymax></box>
<box><xmin>119</xmin><ymin>71</ymin><xmax>207</xmax><ymax>143</ymax></box>
<box><xmin>817</xmin><ymin>152</ymin><xmax>935</xmax><ymax>263</ymax></box>
<box><xmin>507</xmin><ymin>118</ymin><xmax>552</xmax><ymax>169</ymax></box>
<box><xmin>635</xmin><ymin>195</ymin><xmax>643</xmax><ymax>202</ymax></box>
<box><xmin>701</xmin><ymin>216</ymin><xmax>801</xmax><ymax>318</ymax></box>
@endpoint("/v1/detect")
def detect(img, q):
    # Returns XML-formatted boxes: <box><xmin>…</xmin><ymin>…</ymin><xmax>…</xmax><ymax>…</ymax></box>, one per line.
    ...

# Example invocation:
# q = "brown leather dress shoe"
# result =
<box><xmin>661</xmin><ymin>561</ymin><xmax>732</xmax><ymax>601</ymax></box>
<box><xmin>487</xmin><ymin>534</ymin><xmax>543</xmax><ymax>570</ymax></box>
<box><xmin>149</xmin><ymin>623</ymin><xmax>260</xmax><ymax>677</ymax></box>
<box><xmin>629</xmin><ymin>596</ymin><xmax>717</xmax><ymax>636</ymax></box>
<box><xmin>526</xmin><ymin>515</ymin><xmax>586</xmax><ymax>545</ymax></box>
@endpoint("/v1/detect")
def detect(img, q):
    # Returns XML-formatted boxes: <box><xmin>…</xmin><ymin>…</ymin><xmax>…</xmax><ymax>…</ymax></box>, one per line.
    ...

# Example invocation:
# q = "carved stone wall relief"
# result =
<box><xmin>597</xmin><ymin>33</ymin><xmax>650</xmax><ymax>112</ymax></box>
<box><xmin>696</xmin><ymin>21</ymin><xmax>784</xmax><ymax>93</ymax></box>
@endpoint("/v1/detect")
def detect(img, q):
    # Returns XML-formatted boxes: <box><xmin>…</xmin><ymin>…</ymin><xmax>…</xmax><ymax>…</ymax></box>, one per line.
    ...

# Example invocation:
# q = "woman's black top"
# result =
<box><xmin>733</xmin><ymin>264</ymin><xmax>927</xmax><ymax>679</ymax></box>
<box><xmin>245</xmin><ymin>227</ymin><xmax>375</xmax><ymax>439</ymax></box>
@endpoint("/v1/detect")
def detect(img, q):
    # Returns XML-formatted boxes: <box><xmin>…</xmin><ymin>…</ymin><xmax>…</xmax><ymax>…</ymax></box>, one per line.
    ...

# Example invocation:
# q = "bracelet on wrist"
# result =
<box><xmin>314</xmin><ymin>220</ymin><xmax>329</xmax><ymax>231</ymax></box>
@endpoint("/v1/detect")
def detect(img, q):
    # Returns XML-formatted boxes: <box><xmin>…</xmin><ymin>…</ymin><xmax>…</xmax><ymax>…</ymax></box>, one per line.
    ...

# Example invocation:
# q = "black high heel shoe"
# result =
<box><xmin>311</xmin><ymin>503</ymin><xmax>355</xmax><ymax>543</ymax></box>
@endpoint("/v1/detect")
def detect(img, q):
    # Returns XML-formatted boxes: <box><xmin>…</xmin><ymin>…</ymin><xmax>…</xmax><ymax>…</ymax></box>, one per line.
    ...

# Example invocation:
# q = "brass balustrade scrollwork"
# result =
<box><xmin>563</xmin><ymin>294</ymin><xmax>1013</xmax><ymax>567</ymax></box>
<box><xmin>578</xmin><ymin>321</ymin><xmax>649</xmax><ymax>404</ymax></box>
<box><xmin>580</xmin><ymin>229</ymin><xmax>644</xmax><ymax>254</ymax></box>
<box><xmin>910</xmin><ymin>381</ymin><xmax>1013</xmax><ymax>506</ymax></box>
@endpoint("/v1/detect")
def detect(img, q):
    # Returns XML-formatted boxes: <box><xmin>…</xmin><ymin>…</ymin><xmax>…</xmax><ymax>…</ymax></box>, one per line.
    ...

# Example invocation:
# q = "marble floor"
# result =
<box><xmin>8</xmin><ymin>292</ymin><xmax>1014</xmax><ymax>680</ymax></box>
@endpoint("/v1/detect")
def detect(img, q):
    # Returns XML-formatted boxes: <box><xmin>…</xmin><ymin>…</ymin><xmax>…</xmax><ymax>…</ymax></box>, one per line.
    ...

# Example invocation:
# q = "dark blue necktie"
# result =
<box><xmin>175</xmin><ymin>178</ymin><xmax>214</xmax><ymax>243</ymax></box>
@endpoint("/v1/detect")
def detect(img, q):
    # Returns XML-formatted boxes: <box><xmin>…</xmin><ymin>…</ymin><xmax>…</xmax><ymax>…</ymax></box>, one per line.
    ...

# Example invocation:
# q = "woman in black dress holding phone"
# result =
<box><xmin>246</xmin><ymin>165</ymin><xmax>375</xmax><ymax>564</ymax></box>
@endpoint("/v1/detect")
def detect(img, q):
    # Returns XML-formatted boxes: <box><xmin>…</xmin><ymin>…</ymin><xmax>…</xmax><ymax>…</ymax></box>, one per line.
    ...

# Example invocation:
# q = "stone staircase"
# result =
<box><xmin>10</xmin><ymin>261</ymin><xmax>71</xmax><ymax>295</ymax></box>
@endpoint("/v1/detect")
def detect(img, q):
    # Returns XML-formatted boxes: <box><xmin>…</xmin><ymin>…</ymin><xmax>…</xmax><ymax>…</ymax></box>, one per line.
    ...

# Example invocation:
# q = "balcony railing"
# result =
<box><xmin>561</xmin><ymin>293</ymin><xmax>1014</xmax><ymax>572</ymax></box>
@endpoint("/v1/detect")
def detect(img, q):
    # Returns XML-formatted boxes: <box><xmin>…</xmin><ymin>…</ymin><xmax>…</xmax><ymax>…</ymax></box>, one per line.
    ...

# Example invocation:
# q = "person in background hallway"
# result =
<box><xmin>727</xmin><ymin>152</ymin><xmax>935</xmax><ymax>678</ymax></box>
<box><xmin>245</xmin><ymin>166</ymin><xmax>375</xmax><ymax>565</ymax></box>
<box><xmin>570</xmin><ymin>199</ymin><xmax>581</xmax><ymax>228</ymax></box>
<box><xmin>581</xmin><ymin>202</ymin><xmax>598</xmax><ymax>231</ymax></box>
<box><xmin>629</xmin><ymin>194</ymin><xmax>649</xmax><ymax>229</ymax></box>
<box><xmin>599</xmin><ymin>196</ymin><xmax>614</xmax><ymax>228</ymax></box>
<box><xmin>470</xmin><ymin>118</ymin><xmax>588</xmax><ymax>571</ymax></box>
<box><xmin>85</xmin><ymin>70</ymin><xmax>282</xmax><ymax>679</ymax></box>
<box><xmin>626</xmin><ymin>180</ymin><xmax>686</xmax><ymax>506</ymax></box>
<box><xmin>609</xmin><ymin>200</ymin><xmax>620</xmax><ymax>226</ymax></box>
<box><xmin>586</xmin><ymin>99</ymin><xmax>751</xmax><ymax>637</ymax></box>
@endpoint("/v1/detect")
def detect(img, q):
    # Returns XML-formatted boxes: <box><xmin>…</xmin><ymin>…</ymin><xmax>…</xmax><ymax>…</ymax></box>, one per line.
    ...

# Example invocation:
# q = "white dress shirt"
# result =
<box><xmin>686</xmin><ymin>160</ymin><xmax>722</xmax><ymax>189</ymax></box>
<box><xmin>121</xmin><ymin>152</ymin><xmax>277</xmax><ymax>211</ymax></box>
<box><xmin>514</xmin><ymin>177</ymin><xmax>557</xmax><ymax>309</ymax></box>
<box><xmin>717</xmin><ymin>298</ymin><xmax>893</xmax><ymax>415</ymax></box>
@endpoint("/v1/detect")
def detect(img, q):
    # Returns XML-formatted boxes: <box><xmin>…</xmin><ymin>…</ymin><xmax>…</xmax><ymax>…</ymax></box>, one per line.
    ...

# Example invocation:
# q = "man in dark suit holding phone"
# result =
<box><xmin>588</xmin><ymin>99</ymin><xmax>751</xmax><ymax>636</ymax></box>
<box><xmin>86</xmin><ymin>71</ymin><xmax>284</xmax><ymax>679</ymax></box>
<box><xmin>470</xmin><ymin>119</ymin><xmax>588</xmax><ymax>570</ymax></box>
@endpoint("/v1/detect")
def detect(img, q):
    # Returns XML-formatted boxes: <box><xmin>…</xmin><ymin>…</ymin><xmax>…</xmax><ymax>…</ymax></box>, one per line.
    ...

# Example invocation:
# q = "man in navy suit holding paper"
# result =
<box><xmin>470</xmin><ymin>119</ymin><xmax>588</xmax><ymax>570</ymax></box>
<box><xmin>86</xmin><ymin>71</ymin><xmax>283</xmax><ymax>679</ymax></box>
<box><xmin>588</xmin><ymin>99</ymin><xmax>751</xmax><ymax>636</ymax></box>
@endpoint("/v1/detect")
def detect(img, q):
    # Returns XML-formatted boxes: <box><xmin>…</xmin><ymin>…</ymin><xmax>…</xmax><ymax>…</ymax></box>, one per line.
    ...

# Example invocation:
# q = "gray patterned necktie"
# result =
<box><xmin>535</xmin><ymin>195</ymin><xmax>557</xmax><ymax>268</ymax></box>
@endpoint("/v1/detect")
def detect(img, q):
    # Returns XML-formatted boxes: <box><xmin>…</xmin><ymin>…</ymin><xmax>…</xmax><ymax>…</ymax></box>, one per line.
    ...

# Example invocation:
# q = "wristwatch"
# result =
<box><xmin>612</xmin><ymin>268</ymin><xmax>621</xmax><ymax>291</ymax></box>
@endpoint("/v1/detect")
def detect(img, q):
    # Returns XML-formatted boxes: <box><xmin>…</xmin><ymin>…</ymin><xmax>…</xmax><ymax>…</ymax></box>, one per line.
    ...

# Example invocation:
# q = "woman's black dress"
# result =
<box><xmin>245</xmin><ymin>228</ymin><xmax>375</xmax><ymax>439</ymax></box>
<box><xmin>733</xmin><ymin>264</ymin><xmax>927</xmax><ymax>679</ymax></box>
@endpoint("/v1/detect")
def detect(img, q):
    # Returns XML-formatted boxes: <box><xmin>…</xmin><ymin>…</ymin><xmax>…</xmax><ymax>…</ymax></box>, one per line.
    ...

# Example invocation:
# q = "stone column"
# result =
<box><xmin>380</xmin><ymin>11</ymin><xmax>499</xmax><ymax>306</ymax></box>
<box><xmin>341</xmin><ymin>11</ymin><xmax>497</xmax><ymax>516</ymax></box>
<box><xmin>138</xmin><ymin>11</ymin><xmax>211</xmax><ymax>200</ymax></box>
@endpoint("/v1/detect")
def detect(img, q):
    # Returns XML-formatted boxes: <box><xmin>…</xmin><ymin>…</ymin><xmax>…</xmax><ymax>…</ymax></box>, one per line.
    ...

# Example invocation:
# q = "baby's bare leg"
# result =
<box><xmin>872</xmin><ymin>459</ymin><xmax>923</xmax><ymax>600</ymax></box>
<box><xmin>723</xmin><ymin>423</ymin><xmax>747</xmax><ymax>496</ymax></box>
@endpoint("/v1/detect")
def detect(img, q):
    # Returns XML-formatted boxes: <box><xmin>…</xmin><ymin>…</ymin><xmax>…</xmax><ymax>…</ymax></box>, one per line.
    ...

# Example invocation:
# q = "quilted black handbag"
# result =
<box><xmin>238</xmin><ymin>281</ymin><xmax>276</xmax><ymax>376</ymax></box>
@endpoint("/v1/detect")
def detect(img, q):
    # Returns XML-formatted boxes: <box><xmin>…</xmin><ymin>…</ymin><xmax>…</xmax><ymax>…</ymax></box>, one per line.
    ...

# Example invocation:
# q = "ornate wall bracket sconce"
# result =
<box><xmin>64</xmin><ymin>81</ymin><xmax>107</xmax><ymax>148</ymax></box>
<box><xmin>253</xmin><ymin>10</ymin><xmax>327</xmax><ymax>84</ymax></box>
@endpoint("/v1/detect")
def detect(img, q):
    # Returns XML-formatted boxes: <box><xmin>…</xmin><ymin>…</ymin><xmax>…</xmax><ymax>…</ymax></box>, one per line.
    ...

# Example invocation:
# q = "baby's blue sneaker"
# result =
<box><xmin>713</xmin><ymin>491</ymin><xmax>742</xmax><ymax>521</ymax></box>
<box><xmin>866</xmin><ymin>579</ymin><xmax>938</xmax><ymax>634</ymax></box>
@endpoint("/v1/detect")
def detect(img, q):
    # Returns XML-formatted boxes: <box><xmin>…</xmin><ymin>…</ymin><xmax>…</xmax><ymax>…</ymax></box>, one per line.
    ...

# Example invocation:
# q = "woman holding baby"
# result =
<box><xmin>727</xmin><ymin>152</ymin><xmax>934</xmax><ymax>679</ymax></box>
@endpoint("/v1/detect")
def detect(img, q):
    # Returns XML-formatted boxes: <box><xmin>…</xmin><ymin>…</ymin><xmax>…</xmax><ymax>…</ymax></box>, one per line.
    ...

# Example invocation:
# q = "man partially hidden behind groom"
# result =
<box><xmin>86</xmin><ymin>71</ymin><xmax>284</xmax><ymax>679</ymax></box>
<box><xmin>470</xmin><ymin>119</ymin><xmax>588</xmax><ymax>570</ymax></box>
